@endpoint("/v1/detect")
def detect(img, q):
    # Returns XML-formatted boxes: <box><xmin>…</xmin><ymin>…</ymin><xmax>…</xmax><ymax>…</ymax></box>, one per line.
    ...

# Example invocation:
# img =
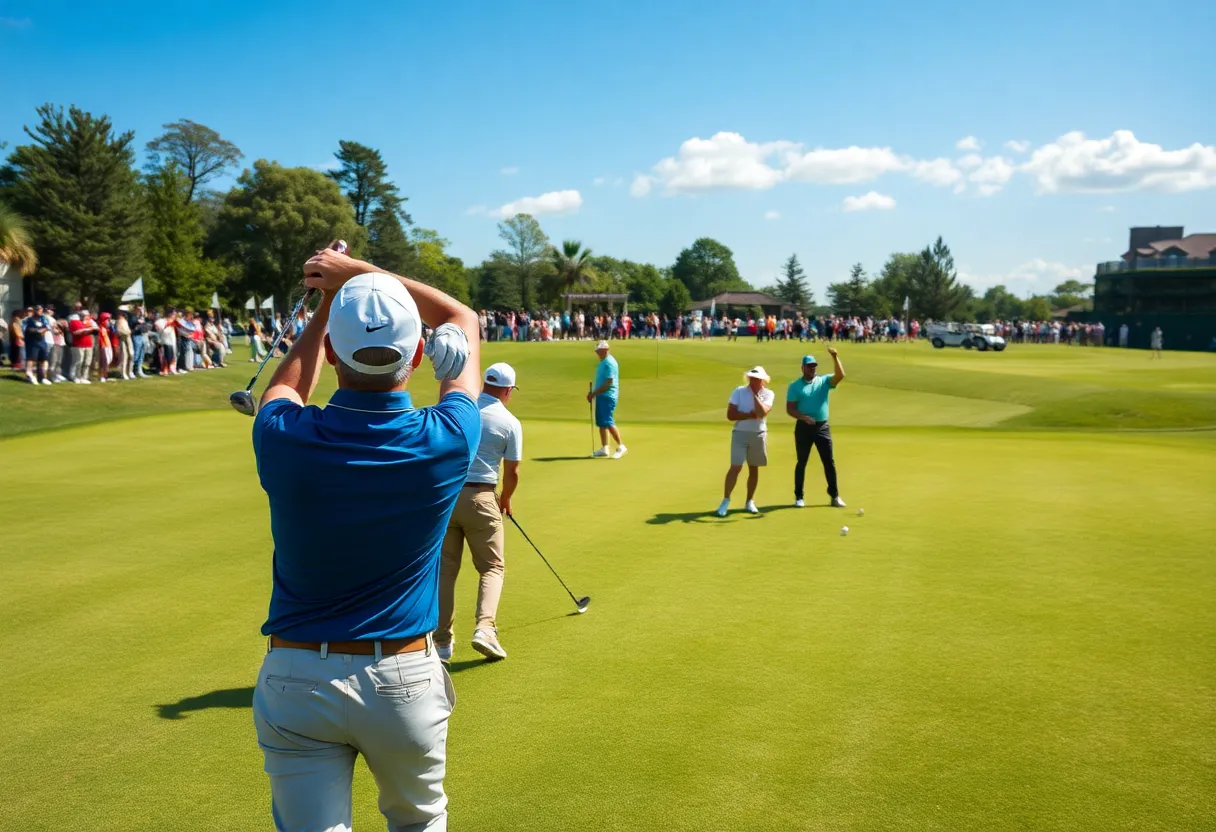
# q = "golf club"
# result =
<box><xmin>588</xmin><ymin>381</ymin><xmax>595</xmax><ymax>455</ymax></box>
<box><xmin>507</xmin><ymin>514</ymin><xmax>590</xmax><ymax>614</ymax></box>
<box><xmin>229</xmin><ymin>240</ymin><xmax>348</xmax><ymax>416</ymax></box>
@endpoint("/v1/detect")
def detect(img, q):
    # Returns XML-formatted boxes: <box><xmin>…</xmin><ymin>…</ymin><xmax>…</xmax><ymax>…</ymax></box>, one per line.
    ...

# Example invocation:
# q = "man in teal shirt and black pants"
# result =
<box><xmin>587</xmin><ymin>339</ymin><xmax>627</xmax><ymax>458</ymax></box>
<box><xmin>786</xmin><ymin>347</ymin><xmax>846</xmax><ymax>507</ymax></box>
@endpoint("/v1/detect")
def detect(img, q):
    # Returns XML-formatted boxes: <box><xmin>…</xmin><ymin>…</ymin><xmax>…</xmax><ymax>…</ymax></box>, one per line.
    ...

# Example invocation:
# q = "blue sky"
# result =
<box><xmin>3</xmin><ymin>0</ymin><xmax>1214</xmax><ymax>301</ymax></box>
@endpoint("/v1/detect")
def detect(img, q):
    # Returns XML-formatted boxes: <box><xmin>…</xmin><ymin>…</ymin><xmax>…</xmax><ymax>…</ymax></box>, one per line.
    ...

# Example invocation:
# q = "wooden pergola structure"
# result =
<box><xmin>563</xmin><ymin>292</ymin><xmax>630</xmax><ymax>313</ymax></box>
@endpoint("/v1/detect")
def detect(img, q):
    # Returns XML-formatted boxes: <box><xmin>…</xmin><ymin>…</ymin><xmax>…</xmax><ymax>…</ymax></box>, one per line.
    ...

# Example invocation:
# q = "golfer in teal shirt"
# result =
<box><xmin>586</xmin><ymin>340</ymin><xmax>627</xmax><ymax>458</ymax></box>
<box><xmin>786</xmin><ymin>347</ymin><xmax>847</xmax><ymax>507</ymax></box>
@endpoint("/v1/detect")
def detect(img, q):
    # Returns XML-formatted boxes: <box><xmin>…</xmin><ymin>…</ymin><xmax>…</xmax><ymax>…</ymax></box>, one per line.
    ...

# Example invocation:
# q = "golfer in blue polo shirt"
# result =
<box><xmin>786</xmin><ymin>347</ymin><xmax>847</xmax><ymax>508</ymax></box>
<box><xmin>250</xmin><ymin>246</ymin><xmax>481</xmax><ymax>831</ymax></box>
<box><xmin>586</xmin><ymin>339</ymin><xmax>627</xmax><ymax>458</ymax></box>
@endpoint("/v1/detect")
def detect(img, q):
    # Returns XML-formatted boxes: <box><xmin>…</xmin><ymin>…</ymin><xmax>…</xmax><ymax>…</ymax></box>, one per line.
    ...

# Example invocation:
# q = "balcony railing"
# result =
<box><xmin>1097</xmin><ymin>255</ymin><xmax>1216</xmax><ymax>275</ymax></box>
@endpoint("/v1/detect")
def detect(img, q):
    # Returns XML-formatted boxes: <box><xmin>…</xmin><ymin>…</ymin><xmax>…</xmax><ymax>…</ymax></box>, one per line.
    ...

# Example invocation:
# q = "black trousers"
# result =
<box><xmin>794</xmin><ymin>421</ymin><xmax>839</xmax><ymax>500</ymax></box>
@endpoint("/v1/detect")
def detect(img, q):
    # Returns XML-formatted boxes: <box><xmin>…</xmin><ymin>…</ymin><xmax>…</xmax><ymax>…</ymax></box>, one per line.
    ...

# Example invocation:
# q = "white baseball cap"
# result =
<box><xmin>594</xmin><ymin>340</ymin><xmax>610</xmax><ymax>350</ymax></box>
<box><xmin>327</xmin><ymin>273</ymin><xmax>422</xmax><ymax>375</ymax></box>
<box><xmin>744</xmin><ymin>365</ymin><xmax>770</xmax><ymax>381</ymax></box>
<box><xmin>484</xmin><ymin>362</ymin><xmax>517</xmax><ymax>389</ymax></box>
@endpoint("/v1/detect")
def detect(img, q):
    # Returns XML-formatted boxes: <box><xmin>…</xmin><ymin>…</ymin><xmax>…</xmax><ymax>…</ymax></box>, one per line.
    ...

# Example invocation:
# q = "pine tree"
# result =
<box><xmin>774</xmin><ymin>253</ymin><xmax>812</xmax><ymax>310</ymax></box>
<box><xmin>2</xmin><ymin>104</ymin><xmax>146</xmax><ymax>305</ymax></box>
<box><xmin>827</xmin><ymin>263</ymin><xmax>873</xmax><ymax>316</ymax></box>
<box><xmin>907</xmin><ymin>237</ymin><xmax>971</xmax><ymax>320</ymax></box>
<box><xmin>366</xmin><ymin>205</ymin><xmax>416</xmax><ymax>275</ymax></box>
<box><xmin>327</xmin><ymin>141</ymin><xmax>410</xmax><ymax>226</ymax></box>
<box><xmin>143</xmin><ymin>162</ymin><xmax>224</xmax><ymax>307</ymax></box>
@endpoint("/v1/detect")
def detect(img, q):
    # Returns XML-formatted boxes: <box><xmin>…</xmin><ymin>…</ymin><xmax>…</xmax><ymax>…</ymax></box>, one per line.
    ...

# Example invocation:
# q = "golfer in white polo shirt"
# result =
<box><xmin>716</xmin><ymin>366</ymin><xmax>774</xmax><ymax>516</ymax></box>
<box><xmin>437</xmin><ymin>362</ymin><xmax>523</xmax><ymax>662</ymax></box>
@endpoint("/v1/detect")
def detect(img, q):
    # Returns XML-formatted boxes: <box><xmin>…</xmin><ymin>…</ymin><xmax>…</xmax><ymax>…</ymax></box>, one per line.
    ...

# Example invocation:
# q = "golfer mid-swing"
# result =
<box><xmin>251</xmin><ymin>247</ymin><xmax>480</xmax><ymax>831</ymax></box>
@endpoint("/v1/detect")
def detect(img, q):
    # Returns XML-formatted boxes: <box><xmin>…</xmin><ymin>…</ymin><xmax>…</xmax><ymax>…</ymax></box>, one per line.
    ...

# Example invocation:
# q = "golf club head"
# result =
<box><xmin>229</xmin><ymin>390</ymin><xmax>257</xmax><ymax>417</ymax></box>
<box><xmin>574</xmin><ymin>596</ymin><xmax>591</xmax><ymax>614</ymax></box>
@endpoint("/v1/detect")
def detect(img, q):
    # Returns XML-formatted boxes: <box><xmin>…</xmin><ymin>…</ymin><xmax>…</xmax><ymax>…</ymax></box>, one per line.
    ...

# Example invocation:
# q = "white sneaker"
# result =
<box><xmin>745</xmin><ymin>500</ymin><xmax>759</xmax><ymax>514</ymax></box>
<box><xmin>137</xmin><ymin>371</ymin><xmax>147</xmax><ymax>378</ymax></box>
<box><xmin>78</xmin><ymin>378</ymin><xmax>91</xmax><ymax>384</ymax></box>
<box><xmin>99</xmin><ymin>377</ymin><xmax>107</xmax><ymax>383</ymax></box>
<box><xmin>53</xmin><ymin>375</ymin><xmax>66</xmax><ymax>383</ymax></box>
<box><xmin>831</xmin><ymin>496</ymin><xmax>847</xmax><ymax>508</ymax></box>
<box><xmin>436</xmin><ymin>641</ymin><xmax>453</xmax><ymax>664</ymax></box>
<box><xmin>41</xmin><ymin>378</ymin><xmax>53</xmax><ymax>385</ymax></box>
<box><xmin>612</xmin><ymin>445</ymin><xmax>628</xmax><ymax>459</ymax></box>
<box><xmin>794</xmin><ymin>499</ymin><xmax>805</xmax><ymax>508</ymax></box>
<box><xmin>591</xmin><ymin>447</ymin><xmax>610</xmax><ymax>458</ymax></box>
<box><xmin>26</xmin><ymin>374</ymin><xmax>36</xmax><ymax>384</ymax></box>
<box><xmin>471</xmin><ymin>628</ymin><xmax>507</xmax><ymax>661</ymax></box>
<box><xmin>716</xmin><ymin>498</ymin><xmax>730</xmax><ymax>517</ymax></box>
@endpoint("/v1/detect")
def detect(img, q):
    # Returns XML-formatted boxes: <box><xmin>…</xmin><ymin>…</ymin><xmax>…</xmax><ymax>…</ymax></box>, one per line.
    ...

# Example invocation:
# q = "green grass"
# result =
<box><xmin>1</xmin><ymin>340</ymin><xmax>1214</xmax><ymax>830</ymax></box>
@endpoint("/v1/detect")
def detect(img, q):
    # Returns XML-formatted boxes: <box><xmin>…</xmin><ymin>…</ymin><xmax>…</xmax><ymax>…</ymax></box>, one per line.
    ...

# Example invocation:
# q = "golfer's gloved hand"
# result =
<box><xmin>424</xmin><ymin>323</ymin><xmax>470</xmax><ymax>381</ymax></box>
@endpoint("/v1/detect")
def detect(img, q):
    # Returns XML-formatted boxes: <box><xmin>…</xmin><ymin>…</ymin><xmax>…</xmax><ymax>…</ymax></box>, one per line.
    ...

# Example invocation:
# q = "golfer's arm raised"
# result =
<box><xmin>829</xmin><ymin>348</ymin><xmax>845</xmax><ymax>386</ymax></box>
<box><xmin>261</xmin><ymin>292</ymin><xmax>334</xmax><ymax>408</ymax></box>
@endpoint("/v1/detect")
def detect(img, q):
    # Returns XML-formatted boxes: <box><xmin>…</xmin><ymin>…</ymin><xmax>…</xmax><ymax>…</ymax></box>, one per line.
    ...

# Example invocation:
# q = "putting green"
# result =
<box><xmin>1</xmin><ymin>340</ymin><xmax>1214</xmax><ymax>830</ymax></box>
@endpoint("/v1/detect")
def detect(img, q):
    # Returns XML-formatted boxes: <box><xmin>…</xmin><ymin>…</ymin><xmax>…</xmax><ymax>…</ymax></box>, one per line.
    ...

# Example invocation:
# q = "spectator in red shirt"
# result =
<box><xmin>97</xmin><ymin>312</ymin><xmax>114</xmax><ymax>382</ymax></box>
<box><xmin>69</xmin><ymin>311</ymin><xmax>98</xmax><ymax>384</ymax></box>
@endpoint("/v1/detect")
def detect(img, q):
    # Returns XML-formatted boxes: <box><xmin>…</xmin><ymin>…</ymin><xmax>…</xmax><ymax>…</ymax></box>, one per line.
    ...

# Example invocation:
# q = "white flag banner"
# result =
<box><xmin>211</xmin><ymin>291</ymin><xmax>220</xmax><ymax>309</ymax></box>
<box><xmin>903</xmin><ymin>295</ymin><xmax>910</xmax><ymax>312</ymax></box>
<box><xmin>244</xmin><ymin>296</ymin><xmax>256</xmax><ymax>311</ymax></box>
<box><xmin>260</xmin><ymin>295</ymin><xmax>275</xmax><ymax>310</ymax></box>
<box><xmin>120</xmin><ymin>277</ymin><xmax>144</xmax><ymax>302</ymax></box>
<box><xmin>710</xmin><ymin>299</ymin><xmax>716</xmax><ymax>319</ymax></box>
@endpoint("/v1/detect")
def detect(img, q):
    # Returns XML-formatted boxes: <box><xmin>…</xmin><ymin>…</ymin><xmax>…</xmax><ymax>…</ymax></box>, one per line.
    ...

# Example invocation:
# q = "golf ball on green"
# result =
<box><xmin>840</xmin><ymin>526</ymin><xmax>849</xmax><ymax>535</ymax></box>
<box><xmin>857</xmin><ymin>508</ymin><xmax>864</xmax><ymax>516</ymax></box>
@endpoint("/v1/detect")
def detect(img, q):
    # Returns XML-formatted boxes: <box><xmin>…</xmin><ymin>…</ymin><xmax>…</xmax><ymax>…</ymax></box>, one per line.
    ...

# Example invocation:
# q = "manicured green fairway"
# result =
<box><xmin>1</xmin><ymin>340</ymin><xmax>1214</xmax><ymax>830</ymax></box>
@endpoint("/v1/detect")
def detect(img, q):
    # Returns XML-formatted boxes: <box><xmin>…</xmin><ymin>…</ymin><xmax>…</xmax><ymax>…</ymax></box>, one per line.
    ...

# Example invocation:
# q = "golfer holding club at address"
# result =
<box><xmin>587</xmin><ymin>339</ymin><xmax>627</xmax><ymax>458</ymax></box>
<box><xmin>436</xmin><ymin>361</ymin><xmax>523</xmax><ymax>663</ymax></box>
<box><xmin>250</xmin><ymin>246</ymin><xmax>480</xmax><ymax>832</ymax></box>
<box><xmin>787</xmin><ymin>346</ymin><xmax>847</xmax><ymax>508</ymax></box>
<box><xmin>716</xmin><ymin>366</ymin><xmax>774</xmax><ymax>516</ymax></box>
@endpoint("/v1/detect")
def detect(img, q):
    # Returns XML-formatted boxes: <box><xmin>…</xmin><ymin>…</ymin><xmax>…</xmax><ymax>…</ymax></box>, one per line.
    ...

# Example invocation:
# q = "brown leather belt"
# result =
<box><xmin>269</xmin><ymin>634</ymin><xmax>429</xmax><ymax>655</ymax></box>
<box><xmin>462</xmin><ymin>483</ymin><xmax>496</xmax><ymax>491</ymax></box>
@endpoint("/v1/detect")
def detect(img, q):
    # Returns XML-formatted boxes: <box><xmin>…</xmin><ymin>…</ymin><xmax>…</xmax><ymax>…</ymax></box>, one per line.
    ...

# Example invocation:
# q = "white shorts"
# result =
<box><xmin>731</xmin><ymin>431</ymin><xmax>768</xmax><ymax>467</ymax></box>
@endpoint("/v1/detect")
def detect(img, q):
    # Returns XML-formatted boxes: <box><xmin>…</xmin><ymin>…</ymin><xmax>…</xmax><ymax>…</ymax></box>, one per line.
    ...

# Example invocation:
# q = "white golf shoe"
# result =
<box><xmin>471</xmin><ymin>628</ymin><xmax>507</xmax><ymax>661</ymax></box>
<box><xmin>591</xmin><ymin>447</ymin><xmax>610</xmax><ymax>458</ymax></box>
<box><xmin>41</xmin><ymin>378</ymin><xmax>53</xmax><ymax>386</ymax></box>
<box><xmin>435</xmin><ymin>641</ymin><xmax>453</xmax><ymax>664</ymax></box>
<box><xmin>794</xmin><ymin>499</ymin><xmax>805</xmax><ymax>508</ymax></box>
<box><xmin>831</xmin><ymin>496</ymin><xmax>847</xmax><ymax>508</ymax></box>
<box><xmin>612</xmin><ymin>445</ymin><xmax>628</xmax><ymax>459</ymax></box>
<box><xmin>716</xmin><ymin>498</ymin><xmax>730</xmax><ymax>517</ymax></box>
<box><xmin>745</xmin><ymin>500</ymin><xmax>759</xmax><ymax>514</ymax></box>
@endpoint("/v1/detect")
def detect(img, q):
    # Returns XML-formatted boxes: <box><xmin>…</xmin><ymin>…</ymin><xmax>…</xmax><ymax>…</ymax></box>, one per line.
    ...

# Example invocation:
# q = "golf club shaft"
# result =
<box><xmin>589</xmin><ymin>382</ymin><xmax>594</xmax><ymax>452</ymax></box>
<box><xmin>507</xmin><ymin>514</ymin><xmax>580</xmax><ymax>605</ymax></box>
<box><xmin>242</xmin><ymin>290</ymin><xmax>314</xmax><ymax>392</ymax></box>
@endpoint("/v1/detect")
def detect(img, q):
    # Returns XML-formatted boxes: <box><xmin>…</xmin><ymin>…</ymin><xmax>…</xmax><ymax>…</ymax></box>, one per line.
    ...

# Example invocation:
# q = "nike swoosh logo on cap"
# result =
<box><xmin>366</xmin><ymin>323</ymin><xmax>389</xmax><ymax>333</ymax></box>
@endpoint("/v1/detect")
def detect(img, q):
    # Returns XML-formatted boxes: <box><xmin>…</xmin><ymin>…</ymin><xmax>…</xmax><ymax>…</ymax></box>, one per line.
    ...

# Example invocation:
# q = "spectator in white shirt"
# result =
<box><xmin>717</xmin><ymin>366</ymin><xmax>775</xmax><ymax>516</ymax></box>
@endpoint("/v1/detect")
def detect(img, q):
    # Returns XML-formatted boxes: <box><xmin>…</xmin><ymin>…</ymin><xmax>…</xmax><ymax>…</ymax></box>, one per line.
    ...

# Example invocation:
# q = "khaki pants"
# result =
<box><xmin>437</xmin><ymin>488</ymin><xmax>505</xmax><ymax>645</ymax></box>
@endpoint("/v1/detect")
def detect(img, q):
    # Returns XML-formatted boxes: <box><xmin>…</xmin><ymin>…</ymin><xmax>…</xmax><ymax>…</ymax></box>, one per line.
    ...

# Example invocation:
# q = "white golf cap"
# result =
<box><xmin>327</xmin><ymin>273</ymin><xmax>422</xmax><ymax>375</ymax></box>
<box><xmin>595</xmin><ymin>340</ymin><xmax>610</xmax><ymax>350</ymax></box>
<box><xmin>744</xmin><ymin>365</ymin><xmax>770</xmax><ymax>381</ymax></box>
<box><xmin>484</xmin><ymin>362</ymin><xmax>517</xmax><ymax>388</ymax></box>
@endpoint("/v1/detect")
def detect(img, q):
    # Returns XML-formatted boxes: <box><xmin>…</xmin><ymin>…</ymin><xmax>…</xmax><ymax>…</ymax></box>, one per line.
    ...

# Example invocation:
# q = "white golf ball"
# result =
<box><xmin>857</xmin><ymin>508</ymin><xmax>865</xmax><ymax>516</ymax></box>
<box><xmin>840</xmin><ymin>526</ymin><xmax>849</xmax><ymax>535</ymax></box>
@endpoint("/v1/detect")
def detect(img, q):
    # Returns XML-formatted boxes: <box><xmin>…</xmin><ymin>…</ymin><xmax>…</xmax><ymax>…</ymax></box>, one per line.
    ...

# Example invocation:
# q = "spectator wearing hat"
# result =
<box><xmin>68</xmin><ymin>310</ymin><xmax>98</xmax><ymax>384</ymax></box>
<box><xmin>717</xmin><ymin>366</ymin><xmax>775</xmax><ymax>516</ymax></box>
<box><xmin>96</xmin><ymin>312</ymin><xmax>114</xmax><ymax>382</ymax></box>
<box><xmin>437</xmin><ymin>361</ymin><xmax>522</xmax><ymax>664</ymax></box>
<box><xmin>21</xmin><ymin>305</ymin><xmax>52</xmax><ymax>384</ymax></box>
<box><xmin>587</xmin><ymin>339</ymin><xmax>627</xmax><ymax>458</ymax></box>
<box><xmin>786</xmin><ymin>347</ymin><xmax>847</xmax><ymax>508</ymax></box>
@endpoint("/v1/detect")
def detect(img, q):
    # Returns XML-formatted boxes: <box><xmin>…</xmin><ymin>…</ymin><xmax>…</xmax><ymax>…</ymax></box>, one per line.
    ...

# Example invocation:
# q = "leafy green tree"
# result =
<box><xmin>870</xmin><ymin>252</ymin><xmax>918</xmax><ymax>317</ymax></box>
<box><xmin>590</xmin><ymin>256</ymin><xmax>665</xmax><ymax>310</ymax></box>
<box><xmin>143</xmin><ymin>162</ymin><xmax>225</xmax><ymax>307</ymax></box>
<box><xmin>907</xmin><ymin>237</ymin><xmax>971</xmax><ymax>321</ymax></box>
<box><xmin>495</xmin><ymin>213</ymin><xmax>550</xmax><ymax>309</ymax></box>
<box><xmin>366</xmin><ymin>205</ymin><xmax>416</xmax><ymax>275</ymax></box>
<box><xmin>827</xmin><ymin>263</ymin><xmax>874</xmax><ymax>316</ymax></box>
<box><xmin>1050</xmin><ymin>279</ymin><xmax>1093</xmax><ymax>310</ymax></box>
<box><xmin>210</xmin><ymin>160</ymin><xmax>362</xmax><ymax>313</ymax></box>
<box><xmin>471</xmin><ymin>254</ymin><xmax>523</xmax><ymax>310</ymax></box>
<box><xmin>0</xmin><ymin>202</ymin><xmax>38</xmax><ymax>275</ymax></box>
<box><xmin>973</xmin><ymin>284</ymin><xmax>1026</xmax><ymax>322</ymax></box>
<box><xmin>544</xmin><ymin>239</ymin><xmax>596</xmax><ymax>303</ymax></box>
<box><xmin>1025</xmin><ymin>296</ymin><xmax>1053</xmax><ymax>320</ymax></box>
<box><xmin>146</xmin><ymin>120</ymin><xmax>242</xmax><ymax>204</ymax></box>
<box><xmin>2</xmin><ymin>104</ymin><xmax>146</xmax><ymax>305</ymax></box>
<box><xmin>773</xmin><ymin>253</ymin><xmax>813</xmax><ymax>310</ymax></box>
<box><xmin>671</xmin><ymin>237</ymin><xmax>748</xmax><ymax>299</ymax></box>
<box><xmin>411</xmin><ymin>228</ymin><xmax>469</xmax><ymax>304</ymax></box>
<box><xmin>659</xmin><ymin>276</ymin><xmax>692</xmax><ymax>318</ymax></box>
<box><xmin>327</xmin><ymin>140</ymin><xmax>408</xmax><ymax>226</ymax></box>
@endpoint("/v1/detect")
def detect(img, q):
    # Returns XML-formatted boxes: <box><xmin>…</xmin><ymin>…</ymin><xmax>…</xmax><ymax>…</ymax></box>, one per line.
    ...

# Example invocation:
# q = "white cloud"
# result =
<box><xmin>1005</xmin><ymin>140</ymin><xmax>1031</xmax><ymax>154</ymax></box>
<box><xmin>784</xmin><ymin>146</ymin><xmax>905</xmax><ymax>184</ymax></box>
<box><xmin>499</xmin><ymin>166</ymin><xmax>519</xmax><ymax>176</ymax></box>
<box><xmin>464</xmin><ymin>205</ymin><xmax>487</xmax><ymax>216</ymax></box>
<box><xmin>592</xmin><ymin>176</ymin><xmax>607</xmax><ymax>186</ymax></box>
<box><xmin>842</xmin><ymin>191</ymin><xmax>896</xmax><ymax>212</ymax></box>
<box><xmin>1098</xmin><ymin>204</ymin><xmax>1116</xmax><ymax>212</ymax></box>
<box><xmin>630</xmin><ymin>175</ymin><xmax>653</xmax><ymax>197</ymax></box>
<box><xmin>1022</xmin><ymin>130</ymin><xmax>1216</xmax><ymax>193</ymax></box>
<box><xmin>649</xmin><ymin>132</ymin><xmax>789</xmax><ymax>192</ymax></box>
<box><xmin>911</xmin><ymin>158</ymin><xmax>964</xmax><ymax>187</ymax></box>
<box><xmin>956</xmin><ymin>154</ymin><xmax>984</xmax><ymax>170</ymax></box>
<box><xmin>311</xmin><ymin>159</ymin><xmax>342</xmax><ymax>172</ymax></box>
<box><xmin>956</xmin><ymin>136</ymin><xmax>982</xmax><ymax>151</ymax></box>
<box><xmin>968</xmin><ymin>156</ymin><xmax>1015</xmax><ymax>196</ymax></box>
<box><xmin>490</xmin><ymin>189</ymin><xmax>583</xmax><ymax>219</ymax></box>
<box><xmin>959</xmin><ymin>259</ymin><xmax>1090</xmax><ymax>292</ymax></box>
<box><xmin>764</xmin><ymin>210</ymin><xmax>781</xmax><ymax>220</ymax></box>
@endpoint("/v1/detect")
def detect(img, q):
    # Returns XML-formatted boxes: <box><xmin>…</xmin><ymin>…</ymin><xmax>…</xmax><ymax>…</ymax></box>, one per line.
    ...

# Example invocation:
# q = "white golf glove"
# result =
<box><xmin>424</xmin><ymin>323</ymin><xmax>470</xmax><ymax>381</ymax></box>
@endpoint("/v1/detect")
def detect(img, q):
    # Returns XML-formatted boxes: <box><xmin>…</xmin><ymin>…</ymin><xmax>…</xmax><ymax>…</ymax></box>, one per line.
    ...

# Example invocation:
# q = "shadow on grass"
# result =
<box><xmin>447</xmin><ymin>658</ymin><xmax>502</xmax><ymax>674</ymax></box>
<box><xmin>531</xmin><ymin>456</ymin><xmax>595</xmax><ymax>463</ymax></box>
<box><xmin>157</xmin><ymin>686</ymin><xmax>254</xmax><ymax>720</ymax></box>
<box><xmin>647</xmin><ymin>504</ymin><xmax>827</xmax><ymax>524</ymax></box>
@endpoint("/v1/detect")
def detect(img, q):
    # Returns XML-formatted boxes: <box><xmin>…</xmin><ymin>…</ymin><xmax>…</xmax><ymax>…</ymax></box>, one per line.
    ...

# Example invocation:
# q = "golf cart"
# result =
<box><xmin>927</xmin><ymin>322</ymin><xmax>1006</xmax><ymax>351</ymax></box>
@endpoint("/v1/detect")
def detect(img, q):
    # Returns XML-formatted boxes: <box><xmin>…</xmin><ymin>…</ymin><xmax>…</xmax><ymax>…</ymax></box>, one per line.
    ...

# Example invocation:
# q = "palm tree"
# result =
<box><xmin>549</xmin><ymin>239</ymin><xmax>596</xmax><ymax>300</ymax></box>
<box><xmin>0</xmin><ymin>202</ymin><xmax>38</xmax><ymax>276</ymax></box>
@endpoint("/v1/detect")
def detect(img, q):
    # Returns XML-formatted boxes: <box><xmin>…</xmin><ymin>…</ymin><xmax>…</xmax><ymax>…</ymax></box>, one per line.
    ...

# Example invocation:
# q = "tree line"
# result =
<box><xmin>0</xmin><ymin>104</ymin><xmax>1087</xmax><ymax>321</ymax></box>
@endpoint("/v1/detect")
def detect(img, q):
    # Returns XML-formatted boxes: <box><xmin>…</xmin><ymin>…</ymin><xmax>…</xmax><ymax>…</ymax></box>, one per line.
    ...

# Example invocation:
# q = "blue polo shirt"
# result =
<box><xmin>253</xmin><ymin>389</ymin><xmax>480</xmax><ymax>641</ymax></box>
<box><xmin>595</xmin><ymin>355</ymin><xmax>619</xmax><ymax>400</ymax></box>
<box><xmin>786</xmin><ymin>375</ymin><xmax>836</xmax><ymax>423</ymax></box>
